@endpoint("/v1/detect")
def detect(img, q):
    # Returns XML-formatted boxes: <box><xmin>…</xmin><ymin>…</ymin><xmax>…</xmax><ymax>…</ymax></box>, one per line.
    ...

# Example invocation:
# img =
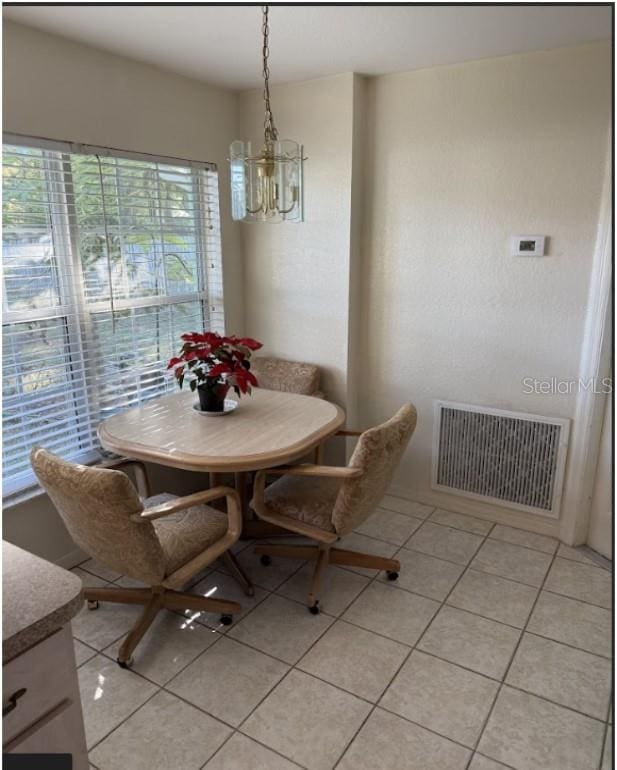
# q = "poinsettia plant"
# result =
<box><xmin>167</xmin><ymin>331</ymin><xmax>263</xmax><ymax>399</ymax></box>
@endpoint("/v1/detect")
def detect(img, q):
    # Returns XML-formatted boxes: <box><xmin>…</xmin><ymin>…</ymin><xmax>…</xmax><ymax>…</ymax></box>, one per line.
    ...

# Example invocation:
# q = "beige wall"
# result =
<box><xmin>2</xmin><ymin>21</ymin><xmax>244</xmax><ymax>563</ymax></box>
<box><xmin>359</xmin><ymin>43</ymin><xmax>611</xmax><ymax>530</ymax></box>
<box><xmin>237</xmin><ymin>73</ymin><xmax>357</xmax><ymax>409</ymax></box>
<box><xmin>238</xmin><ymin>43</ymin><xmax>611</xmax><ymax>535</ymax></box>
<box><xmin>587</xmin><ymin>394</ymin><xmax>612</xmax><ymax>559</ymax></box>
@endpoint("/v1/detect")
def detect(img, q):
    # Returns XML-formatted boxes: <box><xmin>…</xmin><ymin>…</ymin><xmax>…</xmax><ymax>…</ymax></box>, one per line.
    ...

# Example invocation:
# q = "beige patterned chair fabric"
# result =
<box><xmin>147</xmin><ymin>495</ymin><xmax>228</xmax><ymax>575</ymax></box>
<box><xmin>252</xmin><ymin>356</ymin><xmax>322</xmax><ymax>397</ymax></box>
<box><xmin>260</xmin><ymin>404</ymin><xmax>417</xmax><ymax>536</ymax></box>
<box><xmin>30</xmin><ymin>449</ymin><xmax>227</xmax><ymax>584</ymax></box>
<box><xmin>263</xmin><ymin>475</ymin><xmax>340</xmax><ymax>532</ymax></box>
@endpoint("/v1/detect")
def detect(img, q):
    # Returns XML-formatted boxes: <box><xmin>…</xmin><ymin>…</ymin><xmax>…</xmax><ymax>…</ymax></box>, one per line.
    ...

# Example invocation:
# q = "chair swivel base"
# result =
<box><xmin>256</xmin><ymin>543</ymin><xmax>401</xmax><ymax>613</ymax></box>
<box><xmin>84</xmin><ymin>586</ymin><xmax>242</xmax><ymax>667</ymax></box>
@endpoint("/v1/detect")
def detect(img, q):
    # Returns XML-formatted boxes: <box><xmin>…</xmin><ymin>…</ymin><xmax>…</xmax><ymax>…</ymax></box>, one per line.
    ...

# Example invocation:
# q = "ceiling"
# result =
<box><xmin>3</xmin><ymin>5</ymin><xmax>611</xmax><ymax>91</ymax></box>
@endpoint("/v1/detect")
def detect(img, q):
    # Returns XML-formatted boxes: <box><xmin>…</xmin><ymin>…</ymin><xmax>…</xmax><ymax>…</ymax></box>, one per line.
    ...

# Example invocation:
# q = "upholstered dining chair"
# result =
<box><xmin>30</xmin><ymin>448</ymin><xmax>253</xmax><ymax>668</ymax></box>
<box><xmin>250</xmin><ymin>404</ymin><xmax>417</xmax><ymax>613</ymax></box>
<box><xmin>251</xmin><ymin>356</ymin><xmax>323</xmax><ymax>398</ymax></box>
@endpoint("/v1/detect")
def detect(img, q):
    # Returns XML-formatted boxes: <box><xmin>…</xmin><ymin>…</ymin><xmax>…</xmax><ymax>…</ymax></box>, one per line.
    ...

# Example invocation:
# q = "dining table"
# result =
<box><xmin>97</xmin><ymin>387</ymin><xmax>346</xmax><ymax>538</ymax></box>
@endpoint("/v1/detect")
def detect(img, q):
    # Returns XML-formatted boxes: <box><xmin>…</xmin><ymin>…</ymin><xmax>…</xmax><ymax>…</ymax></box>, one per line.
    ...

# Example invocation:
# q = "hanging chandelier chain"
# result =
<box><xmin>261</xmin><ymin>5</ymin><xmax>278</xmax><ymax>144</ymax></box>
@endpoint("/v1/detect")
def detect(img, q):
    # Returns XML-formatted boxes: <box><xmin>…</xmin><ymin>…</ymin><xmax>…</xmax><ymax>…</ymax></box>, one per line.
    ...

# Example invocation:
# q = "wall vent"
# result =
<box><xmin>432</xmin><ymin>401</ymin><xmax>570</xmax><ymax>518</ymax></box>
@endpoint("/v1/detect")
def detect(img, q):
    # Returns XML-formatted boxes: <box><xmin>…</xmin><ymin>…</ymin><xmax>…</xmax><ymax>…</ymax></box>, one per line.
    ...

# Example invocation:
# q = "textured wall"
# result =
<box><xmin>358</xmin><ymin>43</ymin><xmax>611</xmax><ymax>520</ymax></box>
<box><xmin>237</xmin><ymin>74</ymin><xmax>356</xmax><ymax>408</ymax></box>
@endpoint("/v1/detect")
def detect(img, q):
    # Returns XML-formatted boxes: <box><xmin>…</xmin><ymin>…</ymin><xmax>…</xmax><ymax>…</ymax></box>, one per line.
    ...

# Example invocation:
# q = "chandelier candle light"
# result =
<box><xmin>230</xmin><ymin>5</ymin><xmax>304</xmax><ymax>223</ymax></box>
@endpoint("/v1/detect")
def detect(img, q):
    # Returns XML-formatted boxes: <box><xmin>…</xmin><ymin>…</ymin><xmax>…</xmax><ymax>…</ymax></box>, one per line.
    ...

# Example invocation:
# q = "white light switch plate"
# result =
<box><xmin>510</xmin><ymin>235</ymin><xmax>546</xmax><ymax>257</ymax></box>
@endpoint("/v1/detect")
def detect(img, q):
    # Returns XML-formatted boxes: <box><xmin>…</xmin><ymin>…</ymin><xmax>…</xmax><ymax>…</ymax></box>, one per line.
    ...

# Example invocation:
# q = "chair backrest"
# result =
<box><xmin>30</xmin><ymin>448</ymin><xmax>166</xmax><ymax>584</ymax></box>
<box><xmin>252</xmin><ymin>356</ymin><xmax>320</xmax><ymax>395</ymax></box>
<box><xmin>331</xmin><ymin>404</ymin><xmax>417</xmax><ymax>535</ymax></box>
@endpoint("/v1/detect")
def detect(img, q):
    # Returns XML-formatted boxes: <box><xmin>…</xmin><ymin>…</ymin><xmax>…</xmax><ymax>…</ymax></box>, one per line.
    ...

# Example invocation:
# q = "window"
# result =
<box><xmin>2</xmin><ymin>136</ymin><xmax>224</xmax><ymax>497</ymax></box>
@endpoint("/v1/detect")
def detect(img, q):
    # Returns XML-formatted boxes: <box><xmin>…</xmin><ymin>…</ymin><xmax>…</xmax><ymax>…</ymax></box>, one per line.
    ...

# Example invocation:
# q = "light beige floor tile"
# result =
<box><xmin>355</xmin><ymin>507</ymin><xmax>423</xmax><ymax>545</ymax></box>
<box><xmin>78</xmin><ymin>558</ymin><xmax>122</xmax><ymax>582</ymax></box>
<box><xmin>71</xmin><ymin>567</ymin><xmax>110</xmax><ymax>588</ymax></box>
<box><xmin>231</xmin><ymin>538</ymin><xmax>255</xmax><ymax>555</ymax></box>
<box><xmin>187</xmin><ymin>569</ymin><xmax>268</xmax><ymax>628</ymax></box>
<box><xmin>478</xmin><ymin>686</ymin><xmax>605</xmax><ymax>770</ymax></box>
<box><xmin>527</xmin><ymin>590</ymin><xmax>612</xmax><ymax>658</ymax></box>
<box><xmin>103</xmin><ymin>610</ymin><xmax>219</xmax><ymax>685</ymax></box>
<box><xmin>417</xmin><ymin>606</ymin><xmax>520</xmax><ymax>679</ymax></box>
<box><xmin>429</xmin><ymin>509</ymin><xmax>493</xmax><ymax>536</ymax></box>
<box><xmin>298</xmin><ymin>620</ymin><xmax>409</xmax><ymax>701</ymax></box>
<box><xmin>338</xmin><ymin>707</ymin><xmax>470</xmax><ymax>770</ymax></box>
<box><xmin>205</xmin><ymin>733</ymin><xmax>300</xmax><ymax>770</ymax></box>
<box><xmin>78</xmin><ymin>654</ymin><xmax>157</xmax><ymax>748</ymax></box>
<box><xmin>113</xmin><ymin>575</ymin><xmax>148</xmax><ymax>589</ymax></box>
<box><xmin>381</xmin><ymin>495</ymin><xmax>433</xmax><ymax>519</ymax></box>
<box><xmin>489</xmin><ymin>525</ymin><xmax>558</xmax><ymax>554</ymax></box>
<box><xmin>544</xmin><ymin>558</ymin><xmax>611</xmax><ymax>609</ymax></box>
<box><xmin>557</xmin><ymin>544</ymin><xmax>606</xmax><ymax>567</ymax></box>
<box><xmin>392</xmin><ymin>548</ymin><xmax>465</xmax><ymax>601</ymax></box>
<box><xmin>406</xmin><ymin>522</ymin><xmax>483</xmax><ymax>565</ymax></box>
<box><xmin>380</xmin><ymin>651</ymin><xmax>499</xmax><ymax>747</ymax></box>
<box><xmin>336</xmin><ymin>532</ymin><xmax>399</xmax><ymax>576</ymax></box>
<box><xmin>471</xmin><ymin>539</ymin><xmax>552</xmax><ymax>587</ymax></box>
<box><xmin>72</xmin><ymin>601</ymin><xmax>142</xmax><ymax>650</ymax></box>
<box><xmin>167</xmin><ymin>636</ymin><xmax>288</xmax><ymax>727</ymax></box>
<box><xmin>506</xmin><ymin>633</ymin><xmax>611</xmax><ymax>720</ymax></box>
<box><xmin>602</xmin><ymin>726</ymin><xmax>612</xmax><ymax>770</ymax></box>
<box><xmin>343</xmin><ymin>581</ymin><xmax>439</xmax><ymax>646</ymax></box>
<box><xmin>89</xmin><ymin>689</ymin><xmax>230</xmax><ymax>770</ymax></box>
<box><xmin>277</xmin><ymin>563</ymin><xmax>369</xmax><ymax>616</ymax></box>
<box><xmin>468</xmin><ymin>755</ymin><xmax>511</xmax><ymax>770</ymax></box>
<box><xmin>228</xmin><ymin>547</ymin><xmax>305</xmax><ymax>590</ymax></box>
<box><xmin>242</xmin><ymin>669</ymin><xmax>371</xmax><ymax>770</ymax></box>
<box><xmin>447</xmin><ymin>569</ymin><xmax>538</xmax><ymax>628</ymax></box>
<box><xmin>228</xmin><ymin>594</ymin><xmax>334</xmax><ymax>664</ymax></box>
<box><xmin>74</xmin><ymin>639</ymin><xmax>97</xmax><ymax>667</ymax></box>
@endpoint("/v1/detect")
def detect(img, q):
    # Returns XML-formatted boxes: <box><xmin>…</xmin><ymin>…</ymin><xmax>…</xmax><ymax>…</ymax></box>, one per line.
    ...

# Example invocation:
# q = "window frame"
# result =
<box><xmin>2</xmin><ymin>133</ymin><xmax>223</xmax><ymax>501</ymax></box>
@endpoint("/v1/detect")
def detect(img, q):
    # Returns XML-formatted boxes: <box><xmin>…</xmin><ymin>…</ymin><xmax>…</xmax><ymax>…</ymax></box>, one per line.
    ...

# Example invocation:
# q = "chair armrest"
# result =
<box><xmin>100</xmin><ymin>458</ymin><xmax>150</xmax><ymax>497</ymax></box>
<box><xmin>132</xmin><ymin>486</ymin><xmax>243</xmax><ymax>540</ymax></box>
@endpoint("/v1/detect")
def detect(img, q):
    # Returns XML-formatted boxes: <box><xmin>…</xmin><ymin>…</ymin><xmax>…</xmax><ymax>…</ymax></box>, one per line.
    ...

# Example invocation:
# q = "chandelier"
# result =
<box><xmin>230</xmin><ymin>6</ymin><xmax>304</xmax><ymax>223</ymax></box>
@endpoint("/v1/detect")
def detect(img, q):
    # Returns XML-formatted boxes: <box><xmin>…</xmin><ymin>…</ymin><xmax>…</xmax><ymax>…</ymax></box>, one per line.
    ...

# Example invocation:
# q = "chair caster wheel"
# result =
<box><xmin>117</xmin><ymin>657</ymin><xmax>133</xmax><ymax>669</ymax></box>
<box><xmin>87</xmin><ymin>600</ymin><xmax>99</xmax><ymax>610</ymax></box>
<box><xmin>260</xmin><ymin>555</ymin><xmax>272</xmax><ymax>566</ymax></box>
<box><xmin>308</xmin><ymin>601</ymin><xmax>320</xmax><ymax>615</ymax></box>
<box><xmin>386</xmin><ymin>571</ymin><xmax>399</xmax><ymax>581</ymax></box>
<box><xmin>220</xmin><ymin>614</ymin><xmax>233</xmax><ymax>626</ymax></box>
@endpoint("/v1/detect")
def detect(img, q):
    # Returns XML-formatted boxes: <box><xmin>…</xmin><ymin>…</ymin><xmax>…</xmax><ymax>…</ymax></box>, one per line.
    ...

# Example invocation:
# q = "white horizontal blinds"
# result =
<box><xmin>2</xmin><ymin>139</ymin><xmax>223</xmax><ymax>496</ymax></box>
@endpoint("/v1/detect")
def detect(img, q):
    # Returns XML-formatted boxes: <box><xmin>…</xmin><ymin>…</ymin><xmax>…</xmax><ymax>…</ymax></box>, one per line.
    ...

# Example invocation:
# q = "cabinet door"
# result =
<box><xmin>5</xmin><ymin>697</ymin><xmax>88</xmax><ymax>770</ymax></box>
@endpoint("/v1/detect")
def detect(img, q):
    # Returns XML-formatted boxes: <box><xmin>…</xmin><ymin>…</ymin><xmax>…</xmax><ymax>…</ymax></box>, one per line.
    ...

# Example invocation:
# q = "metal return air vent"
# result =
<box><xmin>432</xmin><ymin>401</ymin><xmax>570</xmax><ymax>518</ymax></box>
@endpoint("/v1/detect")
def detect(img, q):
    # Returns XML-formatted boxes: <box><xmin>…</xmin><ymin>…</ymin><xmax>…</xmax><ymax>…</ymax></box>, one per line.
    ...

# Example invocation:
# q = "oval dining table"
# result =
<box><xmin>98</xmin><ymin>387</ymin><xmax>346</xmax><ymax>538</ymax></box>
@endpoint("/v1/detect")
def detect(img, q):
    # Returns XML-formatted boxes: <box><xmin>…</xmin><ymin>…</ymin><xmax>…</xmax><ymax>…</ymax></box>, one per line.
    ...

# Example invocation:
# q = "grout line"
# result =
<box><xmin>465</xmin><ymin>546</ymin><xmax>561</xmax><ymax>768</ymax></box>
<box><xmin>541</xmin><ymin>585</ymin><xmax>612</xmax><ymax>612</ymax></box>
<box><xmin>332</xmin><ymin>520</ymin><xmax>502</xmax><ymax>768</ymax></box>
<box><xmin>77</xmin><ymin>512</ymin><xmax>611</xmax><ymax>769</ymax></box>
<box><xmin>597</xmin><ymin>721</ymin><xmax>610</xmax><ymax>770</ymax></box>
<box><xmin>471</xmin><ymin>752</ymin><xmax>519</xmax><ymax>770</ymax></box>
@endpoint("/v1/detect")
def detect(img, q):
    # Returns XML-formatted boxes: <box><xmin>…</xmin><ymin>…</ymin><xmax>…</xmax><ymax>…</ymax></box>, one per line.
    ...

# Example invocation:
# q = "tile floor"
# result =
<box><xmin>70</xmin><ymin>494</ymin><xmax>613</xmax><ymax>770</ymax></box>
